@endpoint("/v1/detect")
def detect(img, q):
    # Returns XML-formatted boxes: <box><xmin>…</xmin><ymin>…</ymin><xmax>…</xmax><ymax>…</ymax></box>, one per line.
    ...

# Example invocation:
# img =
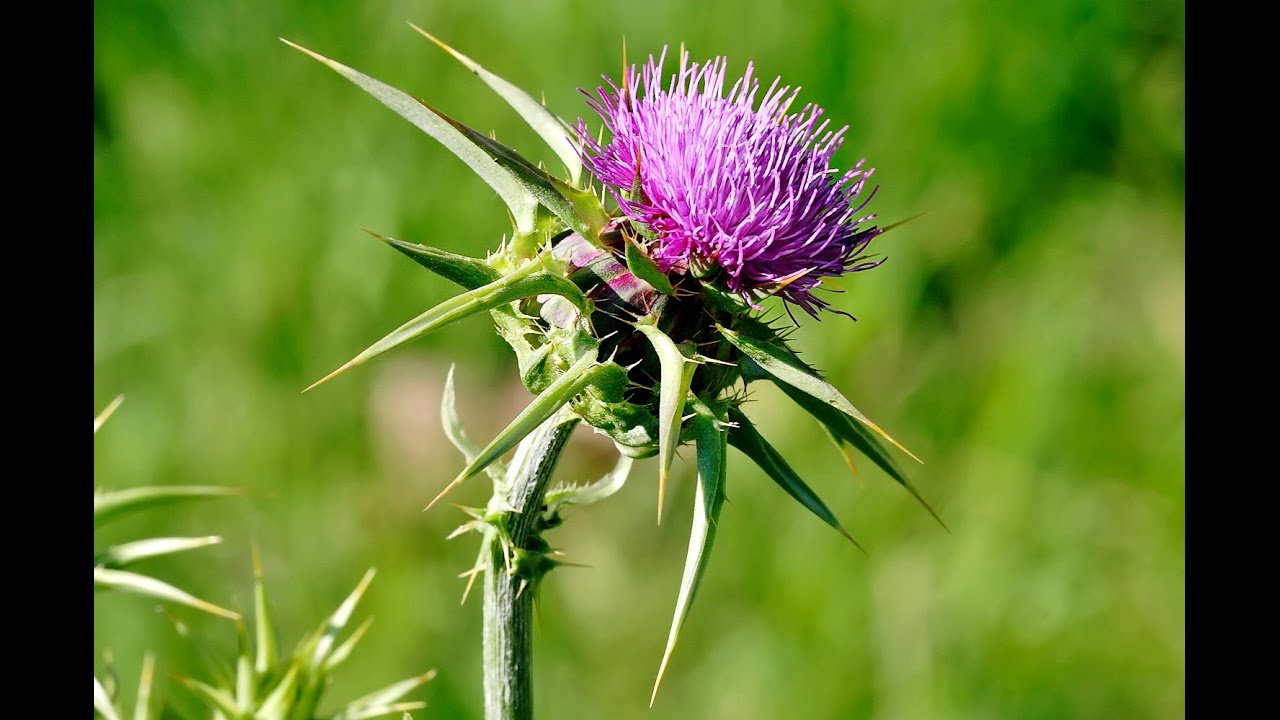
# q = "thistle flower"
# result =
<box><xmin>287</xmin><ymin>30</ymin><xmax>940</xmax><ymax>712</ymax></box>
<box><xmin>578</xmin><ymin>48</ymin><xmax>882</xmax><ymax>316</ymax></box>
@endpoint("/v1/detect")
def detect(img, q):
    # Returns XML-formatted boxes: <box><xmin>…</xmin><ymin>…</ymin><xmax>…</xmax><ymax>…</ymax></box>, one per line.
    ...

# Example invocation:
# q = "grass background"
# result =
<box><xmin>94</xmin><ymin>1</ymin><xmax>1184</xmax><ymax>718</ymax></box>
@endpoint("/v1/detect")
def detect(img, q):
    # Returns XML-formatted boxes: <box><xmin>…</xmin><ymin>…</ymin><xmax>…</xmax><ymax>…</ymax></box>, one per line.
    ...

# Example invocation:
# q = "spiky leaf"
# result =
<box><xmin>719</xmin><ymin>325</ymin><xmax>920</xmax><ymax>462</ymax></box>
<box><xmin>323</xmin><ymin>617</ymin><xmax>373</xmax><ymax>672</ymax></box>
<box><xmin>134</xmin><ymin>653</ymin><xmax>155</xmax><ymax>720</ymax></box>
<box><xmin>773</xmin><ymin>379</ymin><xmax>947</xmax><ymax>529</ymax></box>
<box><xmin>178</xmin><ymin>676</ymin><xmax>240</xmax><ymax>717</ymax></box>
<box><xmin>409</xmin><ymin>24</ymin><xmax>582</xmax><ymax>186</ymax></box>
<box><xmin>94</xmin><ymin>486</ymin><xmax>240</xmax><ymax>527</ymax></box>
<box><xmin>235</xmin><ymin>623</ymin><xmax>254</xmax><ymax>713</ymax></box>
<box><xmin>307</xmin><ymin>260</ymin><xmax>586</xmax><ymax>391</ymax></box>
<box><xmin>442</xmin><ymin>365</ymin><xmax>506</xmax><ymax>481</ymax></box>
<box><xmin>252</xmin><ymin>548</ymin><xmax>278</xmax><ymax>675</ymax></box>
<box><xmin>726</xmin><ymin>407</ymin><xmax>861</xmax><ymax>549</ymax></box>
<box><xmin>94</xmin><ymin>567</ymin><xmax>240</xmax><ymax>619</ymax></box>
<box><xmin>337</xmin><ymin>670</ymin><xmax>437</xmax><ymax>719</ymax></box>
<box><xmin>281</xmin><ymin>39</ymin><xmax>539</xmax><ymax>233</ymax></box>
<box><xmin>651</xmin><ymin>399</ymin><xmax>727</xmax><ymax>705</ymax></box>
<box><xmin>340</xmin><ymin>704</ymin><xmax>428</xmax><ymax>720</ymax></box>
<box><xmin>362</xmin><ymin>229</ymin><xmax>499</xmax><ymax>290</ymax></box>
<box><xmin>428</xmin><ymin>349</ymin><xmax>600</xmax><ymax>509</ymax></box>
<box><xmin>304</xmin><ymin>568</ymin><xmax>377</xmax><ymax>670</ymax></box>
<box><xmin>94</xmin><ymin>536</ymin><xmax>222</xmax><ymax>568</ymax></box>
<box><xmin>254</xmin><ymin>665</ymin><xmax>298</xmax><ymax>720</ymax></box>
<box><xmin>545</xmin><ymin>454</ymin><xmax>633</xmax><ymax>509</ymax></box>
<box><xmin>95</xmin><ymin>395</ymin><xmax>125</xmax><ymax>434</ymax></box>
<box><xmin>426</xmin><ymin>105</ymin><xmax>597</xmax><ymax>240</ymax></box>
<box><xmin>636</xmin><ymin>324</ymin><xmax>695</xmax><ymax>522</ymax></box>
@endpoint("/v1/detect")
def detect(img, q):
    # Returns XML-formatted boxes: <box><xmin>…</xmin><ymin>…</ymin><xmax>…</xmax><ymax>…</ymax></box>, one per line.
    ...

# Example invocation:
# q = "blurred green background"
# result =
<box><xmin>94</xmin><ymin>0</ymin><xmax>1184</xmax><ymax>718</ymax></box>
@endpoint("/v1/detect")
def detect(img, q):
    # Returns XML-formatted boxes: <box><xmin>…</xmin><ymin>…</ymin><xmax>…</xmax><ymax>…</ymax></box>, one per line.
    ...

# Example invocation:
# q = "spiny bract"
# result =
<box><xmin>287</xmin><ymin>29</ymin><xmax>941</xmax><ymax>704</ymax></box>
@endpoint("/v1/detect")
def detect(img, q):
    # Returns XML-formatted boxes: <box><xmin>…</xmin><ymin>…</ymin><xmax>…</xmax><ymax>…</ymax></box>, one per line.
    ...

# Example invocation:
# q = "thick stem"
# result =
<box><xmin>483</xmin><ymin>410</ymin><xmax>578</xmax><ymax>720</ymax></box>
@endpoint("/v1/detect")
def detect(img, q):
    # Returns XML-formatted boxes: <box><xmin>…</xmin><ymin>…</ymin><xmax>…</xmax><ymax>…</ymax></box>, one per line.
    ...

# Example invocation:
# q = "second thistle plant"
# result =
<box><xmin>287</xmin><ymin>27</ymin><xmax>941</xmax><ymax>716</ymax></box>
<box><xmin>94</xmin><ymin>395</ymin><xmax>239</xmax><ymax>720</ymax></box>
<box><xmin>174</xmin><ymin>558</ymin><xmax>434</xmax><ymax>720</ymax></box>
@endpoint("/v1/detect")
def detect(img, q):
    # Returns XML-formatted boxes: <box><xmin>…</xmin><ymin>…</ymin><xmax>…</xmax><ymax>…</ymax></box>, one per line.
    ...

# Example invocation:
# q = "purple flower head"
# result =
<box><xmin>577</xmin><ymin>47</ymin><xmax>884</xmax><ymax>316</ymax></box>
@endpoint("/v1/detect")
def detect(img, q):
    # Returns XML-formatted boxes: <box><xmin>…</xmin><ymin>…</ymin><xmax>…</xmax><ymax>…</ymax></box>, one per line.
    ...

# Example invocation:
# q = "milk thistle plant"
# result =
<box><xmin>286</xmin><ymin>28</ymin><xmax>940</xmax><ymax>720</ymax></box>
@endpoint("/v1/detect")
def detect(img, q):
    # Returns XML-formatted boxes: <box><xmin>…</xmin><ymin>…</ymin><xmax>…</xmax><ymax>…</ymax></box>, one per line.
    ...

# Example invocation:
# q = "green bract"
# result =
<box><xmin>287</xmin><ymin>30</ymin><xmax>940</xmax><ymax>702</ymax></box>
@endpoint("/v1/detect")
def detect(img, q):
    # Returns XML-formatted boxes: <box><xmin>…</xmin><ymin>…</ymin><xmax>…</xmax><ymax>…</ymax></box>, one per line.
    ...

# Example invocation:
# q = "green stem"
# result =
<box><xmin>483</xmin><ymin>410</ymin><xmax>579</xmax><ymax>720</ymax></box>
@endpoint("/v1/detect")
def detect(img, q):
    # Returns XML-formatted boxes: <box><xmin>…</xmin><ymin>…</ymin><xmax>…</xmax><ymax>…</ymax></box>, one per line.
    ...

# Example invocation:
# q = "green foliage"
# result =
<box><xmin>174</xmin><ymin>562</ymin><xmax>435</xmax><ymax>720</ymax></box>
<box><xmin>95</xmin><ymin>485</ymin><xmax>243</xmax><ymax>528</ymax></box>
<box><xmin>280</xmin><ymin>40</ymin><xmax>539</xmax><ymax>236</ymax></box>
<box><xmin>544</xmin><ymin>454</ymin><xmax>634</xmax><ymax>513</ymax></box>
<box><xmin>305</xmin><ymin>254</ymin><xmax>587</xmax><ymax>392</ymax></box>
<box><xmin>726</xmin><ymin>407</ymin><xmax>861</xmax><ymax>549</ymax></box>
<box><xmin>441</xmin><ymin>364</ymin><xmax>507</xmax><ymax>482</ymax></box>
<box><xmin>93</xmin><ymin>397</ymin><xmax>239</xmax><ymax>619</ymax></box>
<box><xmin>94</xmin><ymin>401</ymin><xmax>433</xmax><ymax>719</ymax></box>
<box><xmin>650</xmin><ymin>397</ymin><xmax>729</xmax><ymax>704</ymax></box>
<box><xmin>719</xmin><ymin>325</ymin><xmax>921</xmax><ymax>463</ymax></box>
<box><xmin>95</xmin><ymin>398</ymin><xmax>232</xmax><ymax>719</ymax></box>
<box><xmin>362</xmin><ymin>229</ymin><xmax>501</xmax><ymax>291</ymax></box>
<box><xmin>408</xmin><ymin>25</ymin><xmax>583</xmax><ymax>187</ymax></box>
<box><xmin>431</xmin><ymin>348</ymin><xmax>604</xmax><ymax>510</ymax></box>
<box><xmin>634</xmin><ymin>323</ymin><xmax>696</xmax><ymax>522</ymax></box>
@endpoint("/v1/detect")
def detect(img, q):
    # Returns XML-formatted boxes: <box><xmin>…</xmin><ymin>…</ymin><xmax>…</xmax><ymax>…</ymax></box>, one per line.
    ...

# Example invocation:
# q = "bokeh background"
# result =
<box><xmin>94</xmin><ymin>1</ymin><xmax>1184</xmax><ymax>718</ymax></box>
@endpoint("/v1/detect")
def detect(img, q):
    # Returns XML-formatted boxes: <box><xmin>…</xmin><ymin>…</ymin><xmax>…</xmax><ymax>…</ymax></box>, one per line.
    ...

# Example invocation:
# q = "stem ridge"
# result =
<box><xmin>483</xmin><ymin>410</ymin><xmax>578</xmax><ymax>720</ymax></box>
